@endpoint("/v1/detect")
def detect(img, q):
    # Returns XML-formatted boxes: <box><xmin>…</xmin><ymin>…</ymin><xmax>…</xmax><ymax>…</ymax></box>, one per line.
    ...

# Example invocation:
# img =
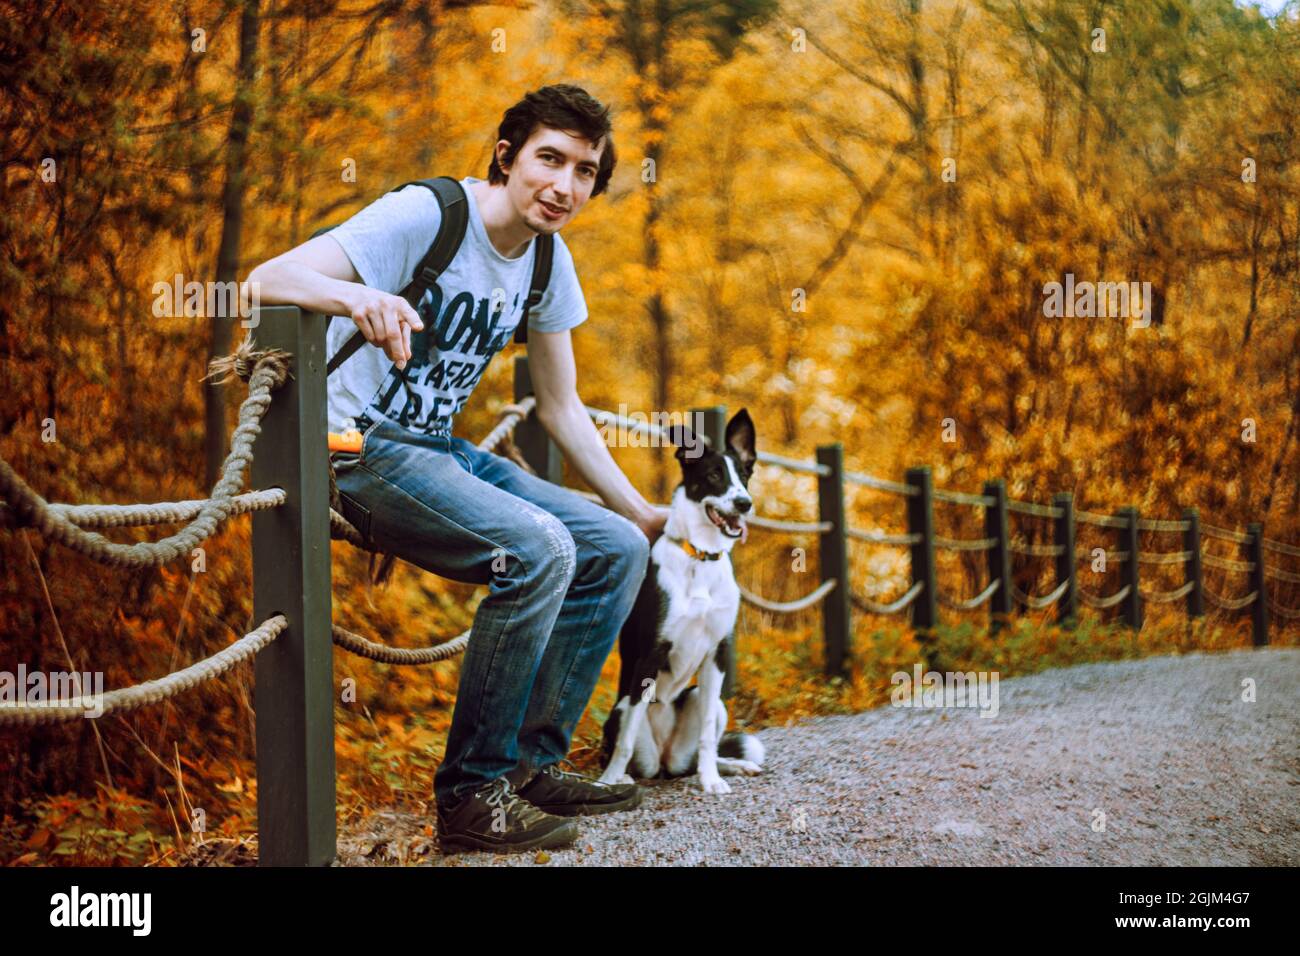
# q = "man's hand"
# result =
<box><xmin>636</xmin><ymin>506</ymin><xmax>669</xmax><ymax>546</ymax></box>
<box><xmin>349</xmin><ymin>287</ymin><xmax>424</xmax><ymax>369</ymax></box>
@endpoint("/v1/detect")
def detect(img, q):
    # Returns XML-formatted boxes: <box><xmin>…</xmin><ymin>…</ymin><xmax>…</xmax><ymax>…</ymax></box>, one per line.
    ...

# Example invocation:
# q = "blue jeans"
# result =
<box><xmin>331</xmin><ymin>414</ymin><xmax>651</xmax><ymax>807</ymax></box>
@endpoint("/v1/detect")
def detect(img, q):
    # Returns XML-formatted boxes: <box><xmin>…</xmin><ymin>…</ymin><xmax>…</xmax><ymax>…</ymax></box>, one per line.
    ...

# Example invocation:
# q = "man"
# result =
<box><xmin>247</xmin><ymin>84</ymin><xmax>665</xmax><ymax>853</ymax></box>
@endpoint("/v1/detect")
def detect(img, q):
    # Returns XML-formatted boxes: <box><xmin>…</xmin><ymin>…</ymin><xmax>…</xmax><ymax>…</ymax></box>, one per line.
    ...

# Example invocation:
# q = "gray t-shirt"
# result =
<box><xmin>325</xmin><ymin>176</ymin><xmax>587</xmax><ymax>437</ymax></box>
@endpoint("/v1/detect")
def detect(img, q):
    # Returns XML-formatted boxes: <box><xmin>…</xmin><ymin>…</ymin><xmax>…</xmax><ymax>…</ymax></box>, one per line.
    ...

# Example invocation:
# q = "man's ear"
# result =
<box><xmin>725</xmin><ymin>408</ymin><xmax>756</xmax><ymax>472</ymax></box>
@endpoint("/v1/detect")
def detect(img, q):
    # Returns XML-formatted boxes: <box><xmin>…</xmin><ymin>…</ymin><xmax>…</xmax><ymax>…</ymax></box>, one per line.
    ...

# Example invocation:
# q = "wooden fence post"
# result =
<box><xmin>1118</xmin><ymin>505</ymin><xmax>1143</xmax><ymax>631</ymax></box>
<box><xmin>513</xmin><ymin>355</ymin><xmax>562</xmax><ymax>483</ymax></box>
<box><xmin>1053</xmin><ymin>492</ymin><xmax>1078</xmax><ymax>628</ymax></box>
<box><xmin>693</xmin><ymin>405</ymin><xmax>735</xmax><ymax>696</ymax></box>
<box><xmin>817</xmin><ymin>444</ymin><xmax>851</xmax><ymax>676</ymax></box>
<box><xmin>1248</xmin><ymin>522</ymin><xmax>1269</xmax><ymax>646</ymax></box>
<box><xmin>1183</xmin><ymin>507</ymin><xmax>1203</xmax><ymax>618</ymax></box>
<box><xmin>983</xmin><ymin>479</ymin><xmax>1012</xmax><ymax>635</ymax></box>
<box><xmin>906</xmin><ymin>466</ymin><xmax>939</xmax><ymax>637</ymax></box>
<box><xmin>250</xmin><ymin>306</ymin><xmax>336</xmax><ymax>867</ymax></box>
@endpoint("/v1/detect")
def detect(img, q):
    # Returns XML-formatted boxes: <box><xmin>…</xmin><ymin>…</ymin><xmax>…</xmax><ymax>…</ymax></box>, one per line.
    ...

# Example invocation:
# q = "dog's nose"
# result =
<box><xmin>735</xmin><ymin>497</ymin><xmax>752</xmax><ymax>513</ymax></box>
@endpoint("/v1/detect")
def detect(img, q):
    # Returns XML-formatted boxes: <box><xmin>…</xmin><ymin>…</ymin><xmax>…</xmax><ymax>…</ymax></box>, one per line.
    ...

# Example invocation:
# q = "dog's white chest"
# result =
<box><xmin>652</xmin><ymin>539</ymin><xmax>740</xmax><ymax>639</ymax></box>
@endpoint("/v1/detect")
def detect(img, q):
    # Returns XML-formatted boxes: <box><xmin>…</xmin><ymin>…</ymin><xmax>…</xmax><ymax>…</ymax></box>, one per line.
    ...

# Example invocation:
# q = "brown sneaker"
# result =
<box><xmin>436</xmin><ymin>777</ymin><xmax>579</xmax><ymax>854</ymax></box>
<box><xmin>516</xmin><ymin>761</ymin><xmax>644</xmax><ymax>816</ymax></box>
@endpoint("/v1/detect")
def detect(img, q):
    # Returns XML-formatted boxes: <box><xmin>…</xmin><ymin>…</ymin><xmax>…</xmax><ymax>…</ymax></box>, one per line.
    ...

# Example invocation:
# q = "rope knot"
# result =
<box><xmin>205</xmin><ymin>332</ymin><xmax>295</xmax><ymax>390</ymax></box>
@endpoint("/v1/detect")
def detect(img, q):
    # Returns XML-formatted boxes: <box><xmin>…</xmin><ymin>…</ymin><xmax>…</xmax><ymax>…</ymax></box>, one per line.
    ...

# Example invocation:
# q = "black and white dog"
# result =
<box><xmin>598</xmin><ymin>409</ymin><xmax>765</xmax><ymax>794</ymax></box>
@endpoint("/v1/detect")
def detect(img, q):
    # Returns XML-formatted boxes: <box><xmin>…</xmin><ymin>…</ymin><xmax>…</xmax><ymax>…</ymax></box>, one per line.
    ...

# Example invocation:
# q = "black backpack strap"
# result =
<box><xmin>514</xmin><ymin>233</ymin><xmax>554</xmax><ymax>345</ymax></box>
<box><xmin>325</xmin><ymin>177</ymin><xmax>468</xmax><ymax>376</ymax></box>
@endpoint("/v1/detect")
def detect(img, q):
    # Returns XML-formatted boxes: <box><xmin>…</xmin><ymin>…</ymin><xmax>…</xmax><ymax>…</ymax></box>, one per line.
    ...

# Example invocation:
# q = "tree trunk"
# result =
<box><xmin>205</xmin><ymin>0</ymin><xmax>262</xmax><ymax>490</ymax></box>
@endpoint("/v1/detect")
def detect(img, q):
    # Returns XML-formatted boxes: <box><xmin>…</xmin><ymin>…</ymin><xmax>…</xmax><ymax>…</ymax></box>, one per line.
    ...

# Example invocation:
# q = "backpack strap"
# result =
<box><xmin>324</xmin><ymin>177</ymin><xmax>469</xmax><ymax>376</ymax></box>
<box><xmin>514</xmin><ymin>233</ymin><xmax>554</xmax><ymax>345</ymax></box>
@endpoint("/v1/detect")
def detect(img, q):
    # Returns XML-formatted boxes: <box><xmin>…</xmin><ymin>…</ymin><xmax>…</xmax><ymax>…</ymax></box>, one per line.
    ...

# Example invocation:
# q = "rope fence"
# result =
<box><xmin>851</xmin><ymin>581</ymin><xmax>925</xmax><ymax>616</ymax></box>
<box><xmin>937</xmin><ymin>579</ymin><xmax>1001</xmax><ymax>611</ymax></box>
<box><xmin>0</xmin><ymin>615</ymin><xmax>288</xmax><ymax>727</ymax></box>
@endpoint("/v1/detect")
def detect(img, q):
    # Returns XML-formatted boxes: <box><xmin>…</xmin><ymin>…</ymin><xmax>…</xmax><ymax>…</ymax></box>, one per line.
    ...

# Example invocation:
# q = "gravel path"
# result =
<box><xmin>339</xmin><ymin>647</ymin><xmax>1300</xmax><ymax>866</ymax></box>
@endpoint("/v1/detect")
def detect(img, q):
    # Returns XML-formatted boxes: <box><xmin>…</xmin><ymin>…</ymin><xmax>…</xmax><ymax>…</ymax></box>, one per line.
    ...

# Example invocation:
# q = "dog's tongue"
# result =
<box><xmin>740</xmin><ymin>519</ymin><xmax>748</xmax><ymax>544</ymax></box>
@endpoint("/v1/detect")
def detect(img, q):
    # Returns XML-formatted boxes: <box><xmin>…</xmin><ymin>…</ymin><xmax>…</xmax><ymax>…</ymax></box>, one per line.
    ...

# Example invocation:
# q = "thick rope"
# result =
<box><xmin>936</xmin><ymin>579</ymin><xmax>1001</xmax><ymax>610</ymax></box>
<box><xmin>1263</xmin><ymin>537</ymin><xmax>1300</xmax><ymax>558</ymax></box>
<box><xmin>747</xmin><ymin>515</ymin><xmax>833</xmax><ymax>534</ymax></box>
<box><xmin>1010</xmin><ymin>540</ymin><xmax>1065</xmax><ymax>557</ymax></box>
<box><xmin>760</xmin><ymin>451</ymin><xmax>831</xmax><ymax>477</ymax></box>
<box><xmin>1077</xmin><ymin>547</ymin><xmax>1131</xmax><ymax>561</ymax></box>
<box><xmin>332</xmin><ymin>624</ymin><xmax>470</xmax><ymax>664</ymax></box>
<box><xmin>931</xmin><ymin>488</ymin><xmax>997</xmax><ymax>507</ymax></box>
<box><xmin>1136</xmin><ymin>517</ymin><xmax>1191</xmax><ymax>532</ymax></box>
<box><xmin>847</xmin><ymin>527</ymin><xmax>922</xmax><ymax>545</ymax></box>
<box><xmin>1201</xmin><ymin>553</ymin><xmax>1254</xmax><ymax>573</ymax></box>
<box><xmin>1139</xmin><ymin>580</ymin><xmax>1197</xmax><ymax>604</ymax></box>
<box><xmin>1202</xmin><ymin>586</ymin><xmax>1258</xmax><ymax>611</ymax></box>
<box><xmin>585</xmin><ymin>404</ymin><xmax>673</xmax><ymax>443</ymax></box>
<box><xmin>330</xmin><ymin>508</ymin><xmax>368</xmax><ymax>548</ymax></box>
<box><xmin>0</xmin><ymin>615</ymin><xmax>287</xmax><ymax>727</ymax></box>
<box><xmin>1137</xmin><ymin>550</ymin><xmax>1194</xmax><ymax>565</ymax></box>
<box><xmin>1</xmin><ymin>489</ymin><xmax>287</xmax><ymax>530</ymax></box>
<box><xmin>1266</xmin><ymin>596</ymin><xmax>1300</xmax><ymax>620</ymax></box>
<box><xmin>1201</xmin><ymin>522</ymin><xmax>1252</xmax><ymax>544</ymax></box>
<box><xmin>740</xmin><ymin>577</ymin><xmax>838</xmax><ymax>613</ymax></box>
<box><xmin>934</xmin><ymin>534</ymin><xmax>997</xmax><ymax>552</ymax></box>
<box><xmin>1075</xmin><ymin>510</ymin><xmax>1129</xmax><ymax>529</ymax></box>
<box><xmin>479</xmin><ymin>397</ymin><xmax>536</xmax><ymax>454</ymax></box>
<box><xmin>1012</xmin><ymin>579</ymin><xmax>1071</xmax><ymax>609</ymax></box>
<box><xmin>843</xmin><ymin>469</ymin><xmax>917</xmax><ymax>495</ymax></box>
<box><xmin>1006</xmin><ymin>499</ymin><xmax>1064</xmax><ymax>519</ymax></box>
<box><xmin>1078</xmin><ymin>584</ymin><xmax>1132</xmax><ymax>609</ymax></box>
<box><xmin>0</xmin><ymin>343</ymin><xmax>290</xmax><ymax>568</ymax></box>
<box><xmin>851</xmin><ymin>581</ymin><xmax>925</xmax><ymax>615</ymax></box>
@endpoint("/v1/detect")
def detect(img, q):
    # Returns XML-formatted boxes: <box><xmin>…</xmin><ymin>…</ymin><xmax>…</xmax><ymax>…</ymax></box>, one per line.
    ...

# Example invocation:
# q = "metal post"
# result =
<box><xmin>817</xmin><ymin>444</ymin><xmax>851</xmax><ymax>676</ymax></box>
<box><xmin>693</xmin><ymin>405</ymin><xmax>735</xmax><ymax>697</ymax></box>
<box><xmin>1248</xmin><ymin>522</ymin><xmax>1269</xmax><ymax>646</ymax></box>
<box><xmin>1053</xmin><ymin>492</ymin><xmax>1078</xmax><ymax>628</ymax></box>
<box><xmin>1183</xmin><ymin>507</ymin><xmax>1203</xmax><ymax>618</ymax></box>
<box><xmin>1118</xmin><ymin>505</ymin><xmax>1143</xmax><ymax>631</ymax></box>
<box><xmin>983</xmin><ymin>479</ymin><xmax>1012</xmax><ymax>635</ymax></box>
<box><xmin>513</xmin><ymin>355</ymin><xmax>562</xmax><ymax>483</ymax></box>
<box><xmin>250</xmin><ymin>306</ymin><xmax>336</xmax><ymax>867</ymax></box>
<box><xmin>906</xmin><ymin>466</ymin><xmax>939</xmax><ymax>635</ymax></box>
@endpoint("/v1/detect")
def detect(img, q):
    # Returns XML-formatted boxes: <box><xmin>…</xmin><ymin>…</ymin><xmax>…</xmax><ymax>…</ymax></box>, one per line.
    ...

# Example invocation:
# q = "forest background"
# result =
<box><xmin>1</xmin><ymin>0</ymin><xmax>1297</xmax><ymax>864</ymax></box>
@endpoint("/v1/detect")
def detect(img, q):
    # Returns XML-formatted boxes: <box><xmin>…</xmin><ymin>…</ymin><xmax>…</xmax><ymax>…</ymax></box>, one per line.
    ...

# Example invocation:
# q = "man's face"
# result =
<box><xmin>497</xmin><ymin>125</ymin><xmax>603</xmax><ymax>235</ymax></box>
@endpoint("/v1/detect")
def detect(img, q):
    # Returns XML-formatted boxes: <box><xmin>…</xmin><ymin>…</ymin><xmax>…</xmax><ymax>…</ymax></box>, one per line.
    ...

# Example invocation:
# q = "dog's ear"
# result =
<box><xmin>725</xmin><ymin>408</ymin><xmax>756</xmax><ymax>473</ymax></box>
<box><xmin>665</xmin><ymin>423</ymin><xmax>707</xmax><ymax>461</ymax></box>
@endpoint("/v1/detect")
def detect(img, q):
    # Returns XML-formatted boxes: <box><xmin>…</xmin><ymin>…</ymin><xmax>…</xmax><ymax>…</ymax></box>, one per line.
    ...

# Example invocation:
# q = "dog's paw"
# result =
<box><xmin>735</xmin><ymin>760</ymin><xmax>762</xmax><ymax>775</ymax></box>
<box><xmin>700</xmin><ymin>776</ymin><xmax>731</xmax><ymax>795</ymax></box>
<box><xmin>599</xmin><ymin>771</ymin><xmax>634</xmax><ymax>786</ymax></box>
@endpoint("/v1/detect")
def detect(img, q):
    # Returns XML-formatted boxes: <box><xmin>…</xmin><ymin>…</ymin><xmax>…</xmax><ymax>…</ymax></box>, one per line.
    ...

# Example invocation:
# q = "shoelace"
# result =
<box><xmin>544</xmin><ymin>762</ymin><xmax>612</xmax><ymax>788</ymax></box>
<box><xmin>480</xmin><ymin>778</ymin><xmax>523</xmax><ymax>814</ymax></box>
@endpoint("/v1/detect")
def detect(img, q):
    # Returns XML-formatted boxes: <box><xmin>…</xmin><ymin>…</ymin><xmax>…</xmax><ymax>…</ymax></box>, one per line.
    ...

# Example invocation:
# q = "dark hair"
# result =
<box><xmin>487</xmin><ymin>84</ymin><xmax>616</xmax><ymax>197</ymax></box>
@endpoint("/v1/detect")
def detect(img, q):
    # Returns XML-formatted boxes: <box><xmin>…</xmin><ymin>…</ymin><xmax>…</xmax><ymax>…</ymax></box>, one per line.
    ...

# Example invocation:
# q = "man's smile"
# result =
<box><xmin>538</xmin><ymin>199</ymin><xmax>568</xmax><ymax>220</ymax></box>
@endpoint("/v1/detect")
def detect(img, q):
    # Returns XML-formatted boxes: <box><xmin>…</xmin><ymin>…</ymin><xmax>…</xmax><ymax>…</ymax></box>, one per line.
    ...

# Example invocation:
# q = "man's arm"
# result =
<box><xmin>246</xmin><ymin>234</ymin><xmax>422</xmax><ymax>369</ymax></box>
<box><xmin>527</xmin><ymin>327</ymin><xmax>667</xmax><ymax>543</ymax></box>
